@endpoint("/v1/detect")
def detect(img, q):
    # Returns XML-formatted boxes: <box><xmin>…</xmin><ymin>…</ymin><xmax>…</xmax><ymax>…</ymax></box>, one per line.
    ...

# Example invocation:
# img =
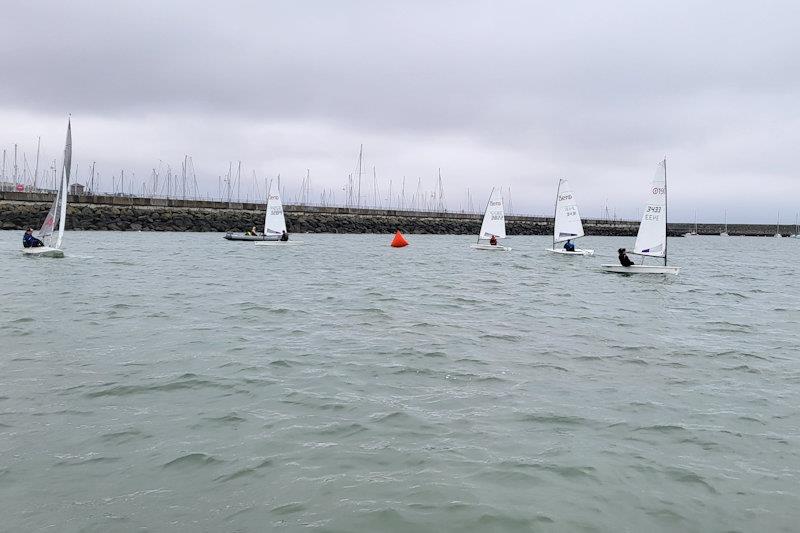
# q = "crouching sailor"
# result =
<box><xmin>23</xmin><ymin>228</ymin><xmax>44</xmax><ymax>248</ymax></box>
<box><xmin>618</xmin><ymin>247</ymin><xmax>634</xmax><ymax>267</ymax></box>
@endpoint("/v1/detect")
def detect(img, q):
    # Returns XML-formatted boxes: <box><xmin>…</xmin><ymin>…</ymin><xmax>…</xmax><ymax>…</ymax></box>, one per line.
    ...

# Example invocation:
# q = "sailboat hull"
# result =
<box><xmin>22</xmin><ymin>246</ymin><xmax>64</xmax><ymax>258</ymax></box>
<box><xmin>471</xmin><ymin>243</ymin><xmax>511</xmax><ymax>251</ymax></box>
<box><xmin>224</xmin><ymin>233</ymin><xmax>280</xmax><ymax>241</ymax></box>
<box><xmin>600</xmin><ymin>264</ymin><xmax>679</xmax><ymax>275</ymax></box>
<box><xmin>545</xmin><ymin>248</ymin><xmax>594</xmax><ymax>256</ymax></box>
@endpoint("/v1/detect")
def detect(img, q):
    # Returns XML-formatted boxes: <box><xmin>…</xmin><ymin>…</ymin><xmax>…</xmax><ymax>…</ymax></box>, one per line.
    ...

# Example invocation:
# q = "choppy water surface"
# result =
<box><xmin>1</xmin><ymin>231</ymin><xmax>799</xmax><ymax>532</ymax></box>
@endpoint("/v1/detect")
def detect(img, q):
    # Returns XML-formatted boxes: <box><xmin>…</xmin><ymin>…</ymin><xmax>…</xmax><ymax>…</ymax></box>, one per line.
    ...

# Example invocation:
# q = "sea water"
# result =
<box><xmin>1</xmin><ymin>231</ymin><xmax>798</xmax><ymax>532</ymax></box>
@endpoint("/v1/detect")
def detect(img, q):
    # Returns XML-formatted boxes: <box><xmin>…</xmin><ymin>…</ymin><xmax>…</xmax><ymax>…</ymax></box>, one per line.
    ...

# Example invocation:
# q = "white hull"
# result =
<box><xmin>545</xmin><ymin>247</ymin><xmax>594</xmax><ymax>256</ymax></box>
<box><xmin>719</xmin><ymin>232</ymin><xmax>729</xmax><ymax>237</ymax></box>
<box><xmin>254</xmin><ymin>240</ymin><xmax>303</xmax><ymax>246</ymax></box>
<box><xmin>774</xmin><ymin>234</ymin><xmax>783</xmax><ymax>238</ymax></box>
<box><xmin>225</xmin><ymin>232</ymin><xmax>279</xmax><ymax>241</ymax></box>
<box><xmin>471</xmin><ymin>243</ymin><xmax>511</xmax><ymax>251</ymax></box>
<box><xmin>600</xmin><ymin>263</ymin><xmax>679</xmax><ymax>275</ymax></box>
<box><xmin>22</xmin><ymin>246</ymin><xmax>64</xmax><ymax>258</ymax></box>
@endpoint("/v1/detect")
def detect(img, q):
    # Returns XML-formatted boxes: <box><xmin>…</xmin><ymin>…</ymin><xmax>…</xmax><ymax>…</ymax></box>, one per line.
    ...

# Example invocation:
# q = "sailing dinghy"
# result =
<box><xmin>471</xmin><ymin>187</ymin><xmax>510</xmax><ymax>251</ymax></box>
<box><xmin>545</xmin><ymin>178</ymin><xmax>593</xmax><ymax>256</ymax></box>
<box><xmin>224</xmin><ymin>188</ymin><xmax>283</xmax><ymax>241</ymax></box>
<box><xmin>255</xmin><ymin>187</ymin><xmax>302</xmax><ymax>246</ymax></box>
<box><xmin>23</xmin><ymin>119</ymin><xmax>71</xmax><ymax>258</ymax></box>
<box><xmin>601</xmin><ymin>159</ymin><xmax>679</xmax><ymax>275</ymax></box>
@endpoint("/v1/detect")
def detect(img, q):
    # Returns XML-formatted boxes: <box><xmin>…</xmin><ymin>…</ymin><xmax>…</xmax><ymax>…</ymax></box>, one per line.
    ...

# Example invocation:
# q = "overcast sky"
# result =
<box><xmin>1</xmin><ymin>0</ymin><xmax>798</xmax><ymax>222</ymax></box>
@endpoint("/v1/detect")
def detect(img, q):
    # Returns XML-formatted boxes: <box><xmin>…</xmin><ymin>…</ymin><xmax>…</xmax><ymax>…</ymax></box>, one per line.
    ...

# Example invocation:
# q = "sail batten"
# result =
<box><xmin>478</xmin><ymin>188</ymin><xmax>506</xmax><ymax>239</ymax></box>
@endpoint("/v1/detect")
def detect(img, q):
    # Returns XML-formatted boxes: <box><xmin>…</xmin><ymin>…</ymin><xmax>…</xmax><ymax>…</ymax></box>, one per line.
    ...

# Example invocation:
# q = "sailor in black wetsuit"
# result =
<box><xmin>23</xmin><ymin>228</ymin><xmax>44</xmax><ymax>248</ymax></box>
<box><xmin>618</xmin><ymin>248</ymin><xmax>634</xmax><ymax>267</ymax></box>
<box><xmin>564</xmin><ymin>240</ymin><xmax>575</xmax><ymax>252</ymax></box>
<box><xmin>280</xmin><ymin>230</ymin><xmax>289</xmax><ymax>242</ymax></box>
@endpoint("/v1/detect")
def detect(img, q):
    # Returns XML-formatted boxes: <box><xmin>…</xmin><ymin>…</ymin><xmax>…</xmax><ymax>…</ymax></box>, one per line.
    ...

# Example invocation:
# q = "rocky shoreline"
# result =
<box><xmin>0</xmin><ymin>200</ymin><xmax>647</xmax><ymax>236</ymax></box>
<box><xmin>0</xmin><ymin>193</ymin><xmax>785</xmax><ymax>236</ymax></box>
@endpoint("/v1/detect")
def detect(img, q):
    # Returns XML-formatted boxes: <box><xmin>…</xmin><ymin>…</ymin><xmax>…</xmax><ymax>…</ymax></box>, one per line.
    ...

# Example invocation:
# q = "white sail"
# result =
<box><xmin>633</xmin><ymin>159</ymin><xmax>667</xmax><ymax>257</ymax></box>
<box><xmin>263</xmin><ymin>188</ymin><xmax>287</xmax><ymax>236</ymax></box>
<box><xmin>553</xmin><ymin>179</ymin><xmax>585</xmax><ymax>244</ymax></box>
<box><xmin>478</xmin><ymin>187</ymin><xmax>506</xmax><ymax>239</ymax></box>
<box><xmin>55</xmin><ymin>120</ymin><xmax>72</xmax><ymax>249</ymax></box>
<box><xmin>37</xmin><ymin>119</ymin><xmax>71</xmax><ymax>249</ymax></box>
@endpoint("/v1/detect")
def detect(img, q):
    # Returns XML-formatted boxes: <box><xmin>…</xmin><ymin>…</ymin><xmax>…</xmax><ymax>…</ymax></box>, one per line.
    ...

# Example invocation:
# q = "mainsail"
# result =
<box><xmin>37</xmin><ymin>120</ymin><xmax>72</xmax><ymax>248</ymax></box>
<box><xmin>263</xmin><ymin>188</ymin><xmax>287</xmax><ymax>236</ymax></box>
<box><xmin>553</xmin><ymin>178</ymin><xmax>585</xmax><ymax>244</ymax></box>
<box><xmin>633</xmin><ymin>159</ymin><xmax>667</xmax><ymax>257</ymax></box>
<box><xmin>478</xmin><ymin>187</ymin><xmax>506</xmax><ymax>239</ymax></box>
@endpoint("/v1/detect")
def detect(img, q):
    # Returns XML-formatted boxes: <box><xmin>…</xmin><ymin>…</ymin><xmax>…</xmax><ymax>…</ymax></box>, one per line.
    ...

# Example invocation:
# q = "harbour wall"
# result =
<box><xmin>0</xmin><ymin>191</ymin><xmax>790</xmax><ymax>236</ymax></box>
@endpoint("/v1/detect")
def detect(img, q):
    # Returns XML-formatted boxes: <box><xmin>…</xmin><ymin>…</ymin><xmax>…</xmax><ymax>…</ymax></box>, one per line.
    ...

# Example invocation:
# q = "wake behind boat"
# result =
<box><xmin>545</xmin><ymin>178</ymin><xmax>593</xmax><ymax>256</ymax></box>
<box><xmin>23</xmin><ymin>119</ymin><xmax>71</xmax><ymax>258</ymax></box>
<box><xmin>471</xmin><ymin>187</ymin><xmax>510</xmax><ymax>251</ymax></box>
<box><xmin>601</xmin><ymin>158</ymin><xmax>679</xmax><ymax>275</ymax></box>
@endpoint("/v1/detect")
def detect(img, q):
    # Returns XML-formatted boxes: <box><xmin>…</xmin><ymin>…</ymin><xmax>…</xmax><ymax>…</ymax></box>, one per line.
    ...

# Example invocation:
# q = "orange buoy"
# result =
<box><xmin>390</xmin><ymin>230</ymin><xmax>409</xmax><ymax>247</ymax></box>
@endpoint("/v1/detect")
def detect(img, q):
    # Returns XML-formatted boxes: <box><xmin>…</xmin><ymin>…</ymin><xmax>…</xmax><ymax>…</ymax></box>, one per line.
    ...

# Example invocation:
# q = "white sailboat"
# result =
<box><xmin>545</xmin><ymin>178</ymin><xmax>593</xmax><ymax>256</ymax></box>
<box><xmin>23</xmin><ymin>119</ymin><xmax>71</xmax><ymax>258</ymax></box>
<box><xmin>719</xmin><ymin>210</ymin><xmax>729</xmax><ymax>237</ymax></box>
<box><xmin>684</xmin><ymin>210</ymin><xmax>698</xmax><ymax>237</ymax></box>
<box><xmin>224</xmin><ymin>182</ymin><xmax>281</xmax><ymax>241</ymax></box>
<box><xmin>255</xmin><ymin>187</ymin><xmax>302</xmax><ymax>246</ymax></box>
<box><xmin>471</xmin><ymin>187</ymin><xmax>510</xmax><ymax>251</ymax></box>
<box><xmin>791</xmin><ymin>213</ymin><xmax>799</xmax><ymax>238</ymax></box>
<box><xmin>774</xmin><ymin>210</ymin><xmax>782</xmax><ymax>238</ymax></box>
<box><xmin>601</xmin><ymin>158</ymin><xmax>679</xmax><ymax>275</ymax></box>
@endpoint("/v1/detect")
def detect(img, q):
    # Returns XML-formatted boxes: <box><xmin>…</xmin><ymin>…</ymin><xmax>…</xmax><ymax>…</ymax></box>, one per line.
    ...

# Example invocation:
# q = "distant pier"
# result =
<box><xmin>0</xmin><ymin>191</ymin><xmax>790</xmax><ymax>236</ymax></box>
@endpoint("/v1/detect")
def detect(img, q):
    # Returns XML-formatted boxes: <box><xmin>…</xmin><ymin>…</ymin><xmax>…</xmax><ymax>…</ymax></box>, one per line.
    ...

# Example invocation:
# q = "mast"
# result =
<box><xmin>34</xmin><ymin>136</ymin><xmax>41</xmax><ymax>189</ymax></box>
<box><xmin>56</xmin><ymin>118</ymin><xmax>71</xmax><ymax>249</ymax></box>
<box><xmin>552</xmin><ymin>178</ymin><xmax>562</xmax><ymax>250</ymax></box>
<box><xmin>663</xmin><ymin>157</ymin><xmax>668</xmax><ymax>266</ymax></box>
<box><xmin>479</xmin><ymin>187</ymin><xmax>494</xmax><ymax>244</ymax></box>
<box><xmin>356</xmin><ymin>144</ymin><xmax>363</xmax><ymax>208</ymax></box>
<box><xmin>236</xmin><ymin>161</ymin><xmax>241</xmax><ymax>202</ymax></box>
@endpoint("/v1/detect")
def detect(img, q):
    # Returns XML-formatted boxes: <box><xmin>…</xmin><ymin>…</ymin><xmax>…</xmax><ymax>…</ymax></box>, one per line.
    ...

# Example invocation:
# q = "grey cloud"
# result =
<box><xmin>1</xmin><ymin>0</ymin><xmax>799</xmax><ymax>221</ymax></box>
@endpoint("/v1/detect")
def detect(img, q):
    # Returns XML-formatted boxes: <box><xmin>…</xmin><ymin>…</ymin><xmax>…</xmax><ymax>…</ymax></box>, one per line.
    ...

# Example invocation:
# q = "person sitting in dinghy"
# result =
<box><xmin>618</xmin><ymin>248</ymin><xmax>634</xmax><ymax>267</ymax></box>
<box><xmin>489</xmin><ymin>235</ymin><xmax>497</xmax><ymax>246</ymax></box>
<box><xmin>245</xmin><ymin>226</ymin><xmax>258</xmax><ymax>236</ymax></box>
<box><xmin>23</xmin><ymin>228</ymin><xmax>44</xmax><ymax>248</ymax></box>
<box><xmin>280</xmin><ymin>230</ymin><xmax>289</xmax><ymax>242</ymax></box>
<box><xmin>564</xmin><ymin>240</ymin><xmax>576</xmax><ymax>252</ymax></box>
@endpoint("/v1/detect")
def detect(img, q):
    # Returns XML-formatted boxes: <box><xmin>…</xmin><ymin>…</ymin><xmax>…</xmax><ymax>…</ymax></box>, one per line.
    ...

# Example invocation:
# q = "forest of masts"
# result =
<box><xmin>0</xmin><ymin>142</ymin><xmax>520</xmax><ymax>215</ymax></box>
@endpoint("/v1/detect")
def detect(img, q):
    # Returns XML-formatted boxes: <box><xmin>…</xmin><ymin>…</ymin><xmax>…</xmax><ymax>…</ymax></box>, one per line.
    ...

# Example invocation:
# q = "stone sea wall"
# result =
<box><xmin>0</xmin><ymin>192</ymin><xmax>788</xmax><ymax>236</ymax></box>
<box><xmin>0</xmin><ymin>199</ymin><xmax>637</xmax><ymax>235</ymax></box>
